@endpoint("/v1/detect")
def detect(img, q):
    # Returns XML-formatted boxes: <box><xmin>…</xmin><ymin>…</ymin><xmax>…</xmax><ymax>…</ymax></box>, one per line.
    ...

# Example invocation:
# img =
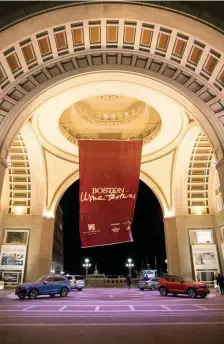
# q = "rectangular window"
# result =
<box><xmin>123</xmin><ymin>26</ymin><xmax>136</xmax><ymax>44</ymax></box>
<box><xmin>172</xmin><ymin>38</ymin><xmax>187</xmax><ymax>57</ymax></box>
<box><xmin>6</xmin><ymin>52</ymin><xmax>21</xmax><ymax>73</ymax></box>
<box><xmin>106</xmin><ymin>26</ymin><xmax>118</xmax><ymax>43</ymax></box>
<box><xmin>4</xmin><ymin>229</ymin><xmax>29</xmax><ymax>245</ymax></box>
<box><xmin>38</xmin><ymin>37</ymin><xmax>52</xmax><ymax>56</ymax></box>
<box><xmin>55</xmin><ymin>31</ymin><xmax>68</xmax><ymax>51</ymax></box>
<box><xmin>140</xmin><ymin>28</ymin><xmax>153</xmax><ymax>47</ymax></box>
<box><xmin>157</xmin><ymin>33</ymin><xmax>170</xmax><ymax>51</ymax></box>
<box><xmin>0</xmin><ymin>63</ymin><xmax>6</xmax><ymax>83</ymax></box>
<box><xmin>89</xmin><ymin>26</ymin><xmax>101</xmax><ymax>44</ymax></box>
<box><xmin>189</xmin><ymin>229</ymin><xmax>213</xmax><ymax>244</ymax></box>
<box><xmin>217</xmin><ymin>66</ymin><xmax>224</xmax><ymax>86</ymax></box>
<box><xmin>203</xmin><ymin>55</ymin><xmax>218</xmax><ymax>75</ymax></box>
<box><xmin>188</xmin><ymin>46</ymin><xmax>203</xmax><ymax>66</ymax></box>
<box><xmin>72</xmin><ymin>27</ymin><xmax>84</xmax><ymax>46</ymax></box>
<box><xmin>21</xmin><ymin>44</ymin><xmax>36</xmax><ymax>64</ymax></box>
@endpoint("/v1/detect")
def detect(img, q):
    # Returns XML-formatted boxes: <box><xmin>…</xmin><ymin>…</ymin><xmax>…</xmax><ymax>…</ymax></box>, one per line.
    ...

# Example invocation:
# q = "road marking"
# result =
<box><xmin>22</xmin><ymin>306</ymin><xmax>35</xmax><ymax>311</ymax></box>
<box><xmin>129</xmin><ymin>305</ymin><xmax>135</xmax><ymax>311</ymax></box>
<box><xmin>161</xmin><ymin>305</ymin><xmax>171</xmax><ymax>311</ymax></box>
<box><xmin>95</xmin><ymin>306</ymin><xmax>100</xmax><ymax>312</ymax></box>
<box><xmin>58</xmin><ymin>306</ymin><xmax>67</xmax><ymax>312</ymax></box>
<box><xmin>0</xmin><ymin>311</ymin><xmax>224</xmax><ymax>318</ymax></box>
<box><xmin>2</xmin><ymin>308</ymin><xmax>222</xmax><ymax>313</ymax></box>
<box><xmin>194</xmin><ymin>305</ymin><xmax>208</xmax><ymax>310</ymax></box>
<box><xmin>0</xmin><ymin>321</ymin><xmax>224</xmax><ymax>327</ymax></box>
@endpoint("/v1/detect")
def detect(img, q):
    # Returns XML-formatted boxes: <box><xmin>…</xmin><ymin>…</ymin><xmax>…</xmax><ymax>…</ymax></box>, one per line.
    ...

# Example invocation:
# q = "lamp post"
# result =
<box><xmin>126</xmin><ymin>258</ymin><xmax>134</xmax><ymax>277</ymax></box>
<box><xmin>83</xmin><ymin>258</ymin><xmax>91</xmax><ymax>279</ymax></box>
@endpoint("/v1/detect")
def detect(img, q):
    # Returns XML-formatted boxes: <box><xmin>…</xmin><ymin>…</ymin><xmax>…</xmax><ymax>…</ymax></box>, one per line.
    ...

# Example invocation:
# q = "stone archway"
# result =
<box><xmin>0</xmin><ymin>2</ymin><xmax>224</xmax><ymax>283</ymax></box>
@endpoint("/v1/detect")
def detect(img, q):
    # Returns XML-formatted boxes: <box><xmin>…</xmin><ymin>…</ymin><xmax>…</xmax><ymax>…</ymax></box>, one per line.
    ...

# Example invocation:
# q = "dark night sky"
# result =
<box><xmin>60</xmin><ymin>180</ymin><xmax>166</xmax><ymax>276</ymax></box>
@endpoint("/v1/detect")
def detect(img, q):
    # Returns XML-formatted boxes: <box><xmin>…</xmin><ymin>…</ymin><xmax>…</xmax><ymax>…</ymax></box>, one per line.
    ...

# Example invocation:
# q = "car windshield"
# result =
<box><xmin>35</xmin><ymin>277</ymin><xmax>46</xmax><ymax>283</ymax></box>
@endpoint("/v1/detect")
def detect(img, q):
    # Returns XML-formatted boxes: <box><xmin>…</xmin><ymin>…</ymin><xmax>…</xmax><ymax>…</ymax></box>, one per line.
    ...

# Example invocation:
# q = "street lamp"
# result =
<box><xmin>126</xmin><ymin>258</ymin><xmax>134</xmax><ymax>277</ymax></box>
<box><xmin>83</xmin><ymin>258</ymin><xmax>91</xmax><ymax>279</ymax></box>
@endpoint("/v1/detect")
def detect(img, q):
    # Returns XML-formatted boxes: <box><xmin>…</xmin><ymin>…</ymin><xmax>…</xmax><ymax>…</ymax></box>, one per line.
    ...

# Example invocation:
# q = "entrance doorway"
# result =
<box><xmin>59</xmin><ymin>180</ymin><xmax>166</xmax><ymax>276</ymax></box>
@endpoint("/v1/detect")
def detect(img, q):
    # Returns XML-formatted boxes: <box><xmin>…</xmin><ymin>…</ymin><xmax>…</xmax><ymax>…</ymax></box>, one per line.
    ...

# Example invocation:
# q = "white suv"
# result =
<box><xmin>66</xmin><ymin>275</ymin><xmax>85</xmax><ymax>291</ymax></box>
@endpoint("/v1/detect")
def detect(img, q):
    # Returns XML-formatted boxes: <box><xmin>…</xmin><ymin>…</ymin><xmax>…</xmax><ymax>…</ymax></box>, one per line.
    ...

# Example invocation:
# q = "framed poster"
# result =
<box><xmin>0</xmin><ymin>245</ymin><xmax>27</xmax><ymax>270</ymax></box>
<box><xmin>0</xmin><ymin>244</ymin><xmax>27</xmax><ymax>285</ymax></box>
<box><xmin>192</xmin><ymin>245</ymin><xmax>218</xmax><ymax>269</ymax></box>
<box><xmin>191</xmin><ymin>244</ymin><xmax>220</xmax><ymax>284</ymax></box>
<box><xmin>1</xmin><ymin>252</ymin><xmax>25</xmax><ymax>266</ymax></box>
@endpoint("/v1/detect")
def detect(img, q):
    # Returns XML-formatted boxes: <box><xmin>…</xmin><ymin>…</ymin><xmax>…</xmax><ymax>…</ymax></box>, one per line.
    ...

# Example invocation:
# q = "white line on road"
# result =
<box><xmin>161</xmin><ymin>305</ymin><xmax>171</xmax><ymax>311</ymax></box>
<box><xmin>95</xmin><ymin>306</ymin><xmax>100</xmax><ymax>312</ymax></box>
<box><xmin>194</xmin><ymin>305</ymin><xmax>208</xmax><ymax>310</ymax></box>
<box><xmin>1</xmin><ymin>322</ymin><xmax>224</xmax><ymax>327</ymax></box>
<box><xmin>58</xmin><ymin>306</ymin><xmax>67</xmax><ymax>312</ymax></box>
<box><xmin>129</xmin><ymin>305</ymin><xmax>135</xmax><ymax>311</ymax></box>
<box><xmin>22</xmin><ymin>306</ymin><xmax>35</xmax><ymax>311</ymax></box>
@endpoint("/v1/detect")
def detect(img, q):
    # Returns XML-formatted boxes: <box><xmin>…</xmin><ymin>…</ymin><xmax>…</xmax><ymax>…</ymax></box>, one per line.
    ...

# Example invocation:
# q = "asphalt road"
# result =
<box><xmin>0</xmin><ymin>288</ymin><xmax>224</xmax><ymax>344</ymax></box>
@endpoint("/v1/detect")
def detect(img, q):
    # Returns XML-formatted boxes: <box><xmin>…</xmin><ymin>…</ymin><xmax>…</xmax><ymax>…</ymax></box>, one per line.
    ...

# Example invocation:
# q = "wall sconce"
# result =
<box><xmin>43</xmin><ymin>210</ymin><xmax>54</xmax><ymax>219</ymax></box>
<box><xmin>164</xmin><ymin>210</ymin><xmax>175</xmax><ymax>218</ymax></box>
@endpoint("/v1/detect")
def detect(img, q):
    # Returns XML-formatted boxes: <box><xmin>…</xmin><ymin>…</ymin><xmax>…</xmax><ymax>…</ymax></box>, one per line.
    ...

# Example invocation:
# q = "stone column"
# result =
<box><xmin>216</xmin><ymin>158</ymin><xmax>224</xmax><ymax>207</ymax></box>
<box><xmin>0</xmin><ymin>158</ymin><xmax>7</xmax><ymax>210</ymax></box>
<box><xmin>26</xmin><ymin>216</ymin><xmax>55</xmax><ymax>281</ymax></box>
<box><xmin>163</xmin><ymin>217</ymin><xmax>181</xmax><ymax>276</ymax></box>
<box><xmin>38</xmin><ymin>217</ymin><xmax>55</xmax><ymax>277</ymax></box>
<box><xmin>215</xmin><ymin>158</ymin><xmax>224</xmax><ymax>274</ymax></box>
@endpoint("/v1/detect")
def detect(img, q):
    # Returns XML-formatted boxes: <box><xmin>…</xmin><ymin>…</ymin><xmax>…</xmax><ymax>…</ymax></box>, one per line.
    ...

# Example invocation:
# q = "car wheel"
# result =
<box><xmin>188</xmin><ymin>288</ymin><xmax>197</xmax><ymax>299</ymax></box>
<box><xmin>140</xmin><ymin>288</ymin><xmax>144</xmax><ymax>291</ymax></box>
<box><xmin>60</xmin><ymin>287</ymin><xmax>69</xmax><ymax>297</ymax></box>
<box><xmin>150</xmin><ymin>284</ymin><xmax>156</xmax><ymax>291</ymax></box>
<box><xmin>77</xmin><ymin>288</ymin><xmax>82</xmax><ymax>291</ymax></box>
<box><xmin>159</xmin><ymin>287</ymin><xmax>168</xmax><ymax>296</ymax></box>
<box><xmin>28</xmin><ymin>289</ymin><xmax>39</xmax><ymax>300</ymax></box>
<box><xmin>18</xmin><ymin>296</ymin><xmax>25</xmax><ymax>299</ymax></box>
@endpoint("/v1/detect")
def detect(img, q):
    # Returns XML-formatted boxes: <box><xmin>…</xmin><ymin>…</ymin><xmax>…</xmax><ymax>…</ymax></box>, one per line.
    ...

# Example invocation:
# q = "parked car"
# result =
<box><xmin>158</xmin><ymin>275</ymin><xmax>210</xmax><ymax>298</ymax></box>
<box><xmin>15</xmin><ymin>275</ymin><xmax>71</xmax><ymax>300</ymax></box>
<box><xmin>137</xmin><ymin>277</ymin><xmax>160</xmax><ymax>291</ymax></box>
<box><xmin>66</xmin><ymin>275</ymin><xmax>85</xmax><ymax>291</ymax></box>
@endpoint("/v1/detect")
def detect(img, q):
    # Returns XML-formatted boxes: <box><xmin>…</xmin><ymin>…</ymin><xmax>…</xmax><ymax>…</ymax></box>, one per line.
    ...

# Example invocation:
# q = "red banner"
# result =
<box><xmin>79</xmin><ymin>140</ymin><xmax>143</xmax><ymax>248</ymax></box>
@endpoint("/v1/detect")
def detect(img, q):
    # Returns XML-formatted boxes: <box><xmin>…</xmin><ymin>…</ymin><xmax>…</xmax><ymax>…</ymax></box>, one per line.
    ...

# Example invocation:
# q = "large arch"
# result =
<box><xmin>0</xmin><ymin>2</ymin><xmax>224</xmax><ymax>283</ymax></box>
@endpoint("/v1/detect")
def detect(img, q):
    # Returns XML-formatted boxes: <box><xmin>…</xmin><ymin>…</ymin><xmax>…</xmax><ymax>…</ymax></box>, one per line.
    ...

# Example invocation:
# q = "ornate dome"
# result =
<box><xmin>59</xmin><ymin>95</ymin><xmax>161</xmax><ymax>143</ymax></box>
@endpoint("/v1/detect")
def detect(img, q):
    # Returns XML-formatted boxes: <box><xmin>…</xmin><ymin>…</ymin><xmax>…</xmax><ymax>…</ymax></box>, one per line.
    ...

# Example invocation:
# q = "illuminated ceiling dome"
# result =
<box><xmin>59</xmin><ymin>95</ymin><xmax>161</xmax><ymax>142</ymax></box>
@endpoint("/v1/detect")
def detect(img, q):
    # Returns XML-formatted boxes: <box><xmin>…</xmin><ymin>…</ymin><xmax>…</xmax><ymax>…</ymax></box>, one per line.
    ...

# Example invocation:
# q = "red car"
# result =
<box><xmin>158</xmin><ymin>275</ymin><xmax>210</xmax><ymax>298</ymax></box>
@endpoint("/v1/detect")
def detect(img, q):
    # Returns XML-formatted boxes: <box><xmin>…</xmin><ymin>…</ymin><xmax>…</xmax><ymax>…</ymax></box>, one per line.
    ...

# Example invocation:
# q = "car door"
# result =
<box><xmin>39</xmin><ymin>277</ymin><xmax>53</xmax><ymax>294</ymax></box>
<box><xmin>165</xmin><ymin>276</ymin><xmax>180</xmax><ymax>292</ymax></box>
<box><xmin>52</xmin><ymin>277</ymin><xmax>66</xmax><ymax>293</ymax></box>
<box><xmin>150</xmin><ymin>277</ymin><xmax>159</xmax><ymax>288</ymax></box>
<box><xmin>172</xmin><ymin>277</ymin><xmax>184</xmax><ymax>292</ymax></box>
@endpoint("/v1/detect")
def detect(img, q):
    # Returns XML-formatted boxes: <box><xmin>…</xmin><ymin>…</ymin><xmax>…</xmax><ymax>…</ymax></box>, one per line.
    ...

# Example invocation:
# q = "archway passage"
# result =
<box><xmin>60</xmin><ymin>180</ymin><xmax>165</xmax><ymax>275</ymax></box>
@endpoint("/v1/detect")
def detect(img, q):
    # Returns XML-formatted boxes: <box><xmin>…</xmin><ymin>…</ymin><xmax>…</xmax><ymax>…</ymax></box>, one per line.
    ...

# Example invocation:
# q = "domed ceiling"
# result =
<box><xmin>59</xmin><ymin>95</ymin><xmax>161</xmax><ymax>142</ymax></box>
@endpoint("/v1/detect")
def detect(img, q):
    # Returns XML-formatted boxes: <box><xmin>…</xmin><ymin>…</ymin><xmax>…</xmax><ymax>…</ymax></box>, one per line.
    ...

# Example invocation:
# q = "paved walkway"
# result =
<box><xmin>0</xmin><ymin>288</ymin><xmax>224</xmax><ymax>344</ymax></box>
